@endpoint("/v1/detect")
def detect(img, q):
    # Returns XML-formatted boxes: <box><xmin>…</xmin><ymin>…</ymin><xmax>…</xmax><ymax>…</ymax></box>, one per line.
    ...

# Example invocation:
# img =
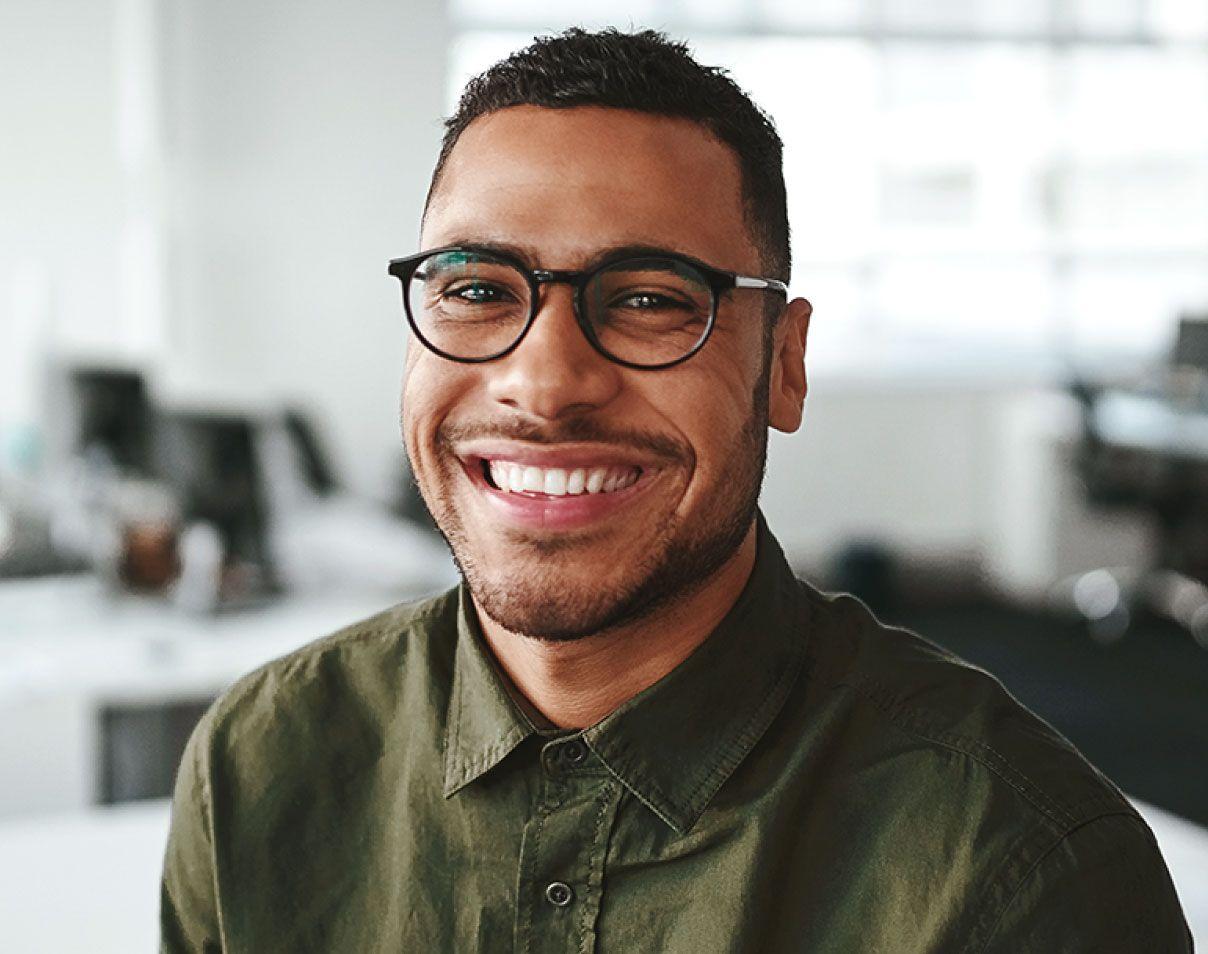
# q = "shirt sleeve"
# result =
<box><xmin>160</xmin><ymin>708</ymin><xmax>224</xmax><ymax>954</ymax></box>
<box><xmin>980</xmin><ymin>811</ymin><xmax>1194</xmax><ymax>953</ymax></box>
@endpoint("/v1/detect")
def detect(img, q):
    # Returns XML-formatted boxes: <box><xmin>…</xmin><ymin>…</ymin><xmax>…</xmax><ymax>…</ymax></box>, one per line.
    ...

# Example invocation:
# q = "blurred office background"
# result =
<box><xmin>2</xmin><ymin>0</ymin><xmax>1208</xmax><ymax>948</ymax></box>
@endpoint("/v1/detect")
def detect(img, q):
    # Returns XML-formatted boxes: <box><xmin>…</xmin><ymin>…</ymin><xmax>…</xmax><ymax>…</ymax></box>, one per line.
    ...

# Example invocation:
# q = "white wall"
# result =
<box><xmin>0</xmin><ymin>0</ymin><xmax>127</xmax><ymax>470</ymax></box>
<box><xmin>1</xmin><ymin>0</ymin><xmax>449</xmax><ymax>500</ymax></box>
<box><xmin>157</xmin><ymin>0</ymin><xmax>449</xmax><ymax>499</ymax></box>
<box><xmin>0</xmin><ymin>0</ymin><xmax>127</xmax><ymax>347</ymax></box>
<box><xmin>761</xmin><ymin>374</ymin><xmax>1153</xmax><ymax>601</ymax></box>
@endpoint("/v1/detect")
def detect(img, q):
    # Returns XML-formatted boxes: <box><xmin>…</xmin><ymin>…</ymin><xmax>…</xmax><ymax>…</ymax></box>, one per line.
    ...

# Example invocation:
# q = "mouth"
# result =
<box><xmin>455</xmin><ymin>445</ymin><xmax>664</xmax><ymax>532</ymax></box>
<box><xmin>479</xmin><ymin>458</ymin><xmax>642</xmax><ymax>497</ymax></box>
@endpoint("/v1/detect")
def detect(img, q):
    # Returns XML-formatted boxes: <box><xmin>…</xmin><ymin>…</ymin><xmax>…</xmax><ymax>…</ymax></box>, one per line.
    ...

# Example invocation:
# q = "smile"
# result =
<box><xmin>482</xmin><ymin>460</ymin><xmax>641</xmax><ymax>497</ymax></box>
<box><xmin>455</xmin><ymin>444</ymin><xmax>663</xmax><ymax>532</ymax></box>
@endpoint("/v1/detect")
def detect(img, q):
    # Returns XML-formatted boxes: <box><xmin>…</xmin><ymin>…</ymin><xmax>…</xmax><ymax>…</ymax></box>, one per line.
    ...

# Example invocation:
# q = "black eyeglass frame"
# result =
<box><xmin>387</xmin><ymin>244</ymin><xmax>789</xmax><ymax>370</ymax></box>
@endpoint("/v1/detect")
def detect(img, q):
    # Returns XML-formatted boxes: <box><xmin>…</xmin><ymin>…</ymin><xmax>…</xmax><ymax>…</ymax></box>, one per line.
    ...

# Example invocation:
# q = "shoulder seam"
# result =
<box><xmin>971</xmin><ymin>808</ymin><xmax>1148</xmax><ymax>954</ymax></box>
<box><xmin>836</xmin><ymin>677</ymin><xmax>1084</xmax><ymax>830</ymax></box>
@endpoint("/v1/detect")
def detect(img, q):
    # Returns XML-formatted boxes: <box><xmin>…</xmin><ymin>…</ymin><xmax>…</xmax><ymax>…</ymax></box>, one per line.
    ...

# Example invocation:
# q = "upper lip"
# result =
<box><xmin>455</xmin><ymin>440</ymin><xmax>663</xmax><ymax>472</ymax></box>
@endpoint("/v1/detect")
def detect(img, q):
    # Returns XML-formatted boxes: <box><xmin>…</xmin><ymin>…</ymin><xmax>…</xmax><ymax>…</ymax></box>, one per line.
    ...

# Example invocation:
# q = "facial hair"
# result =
<box><xmin>410</xmin><ymin>363</ymin><xmax>771</xmax><ymax>642</ymax></box>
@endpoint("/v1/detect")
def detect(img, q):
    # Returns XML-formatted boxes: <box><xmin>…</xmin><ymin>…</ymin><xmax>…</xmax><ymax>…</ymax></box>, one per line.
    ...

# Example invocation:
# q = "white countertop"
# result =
<box><xmin>0</xmin><ymin>567</ymin><xmax>458</xmax><ymax>817</ymax></box>
<box><xmin>0</xmin><ymin>573</ymin><xmax>450</xmax><ymax>705</ymax></box>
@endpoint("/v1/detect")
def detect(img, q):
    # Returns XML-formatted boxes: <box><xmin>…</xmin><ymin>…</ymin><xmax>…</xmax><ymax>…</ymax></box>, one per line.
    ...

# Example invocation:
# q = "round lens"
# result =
<box><xmin>582</xmin><ymin>258</ymin><xmax>714</xmax><ymax>367</ymax></box>
<box><xmin>406</xmin><ymin>249</ymin><xmax>531</xmax><ymax>360</ymax></box>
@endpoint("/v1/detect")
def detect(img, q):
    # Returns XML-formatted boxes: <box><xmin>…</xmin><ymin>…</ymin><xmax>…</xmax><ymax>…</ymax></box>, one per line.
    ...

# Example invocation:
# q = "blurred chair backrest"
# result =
<box><xmin>1172</xmin><ymin>314</ymin><xmax>1208</xmax><ymax>375</ymax></box>
<box><xmin>1069</xmin><ymin>378</ymin><xmax>1101</xmax><ymax>444</ymax></box>
<box><xmin>1068</xmin><ymin>377</ymin><xmax>1167</xmax><ymax>509</ymax></box>
<box><xmin>283</xmin><ymin>408</ymin><xmax>338</xmax><ymax>496</ymax></box>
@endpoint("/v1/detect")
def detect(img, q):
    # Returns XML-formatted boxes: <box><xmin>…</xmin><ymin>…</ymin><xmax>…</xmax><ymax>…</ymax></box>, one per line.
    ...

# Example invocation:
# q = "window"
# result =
<box><xmin>449</xmin><ymin>0</ymin><xmax>1208</xmax><ymax>376</ymax></box>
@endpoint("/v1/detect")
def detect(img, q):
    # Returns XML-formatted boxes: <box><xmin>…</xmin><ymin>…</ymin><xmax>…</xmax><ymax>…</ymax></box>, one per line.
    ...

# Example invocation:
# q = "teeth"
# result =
<box><xmin>521</xmin><ymin>466</ymin><xmax>543</xmax><ymax>492</ymax></box>
<box><xmin>543</xmin><ymin>469</ymin><xmax>567</xmax><ymax>495</ymax></box>
<box><xmin>486</xmin><ymin>460</ymin><xmax>640</xmax><ymax>497</ymax></box>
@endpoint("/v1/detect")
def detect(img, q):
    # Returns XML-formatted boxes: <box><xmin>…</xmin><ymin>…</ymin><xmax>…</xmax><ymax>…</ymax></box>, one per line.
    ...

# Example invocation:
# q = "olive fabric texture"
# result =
<box><xmin>161</xmin><ymin>517</ymin><xmax>1193</xmax><ymax>952</ymax></box>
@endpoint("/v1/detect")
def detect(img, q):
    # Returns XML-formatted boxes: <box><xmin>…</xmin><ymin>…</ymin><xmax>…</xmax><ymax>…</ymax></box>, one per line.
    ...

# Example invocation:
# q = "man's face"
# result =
<box><xmin>402</xmin><ymin>105</ymin><xmax>806</xmax><ymax>640</ymax></box>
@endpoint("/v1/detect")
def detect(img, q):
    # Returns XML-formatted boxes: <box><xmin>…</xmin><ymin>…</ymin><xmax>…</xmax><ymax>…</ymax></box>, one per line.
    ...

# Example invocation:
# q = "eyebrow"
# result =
<box><xmin>436</xmin><ymin>238</ymin><xmax>701</xmax><ymax>273</ymax></box>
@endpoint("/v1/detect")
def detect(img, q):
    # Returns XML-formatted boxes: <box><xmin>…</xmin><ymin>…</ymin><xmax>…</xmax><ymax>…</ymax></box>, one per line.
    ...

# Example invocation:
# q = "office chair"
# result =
<box><xmin>1050</xmin><ymin>318</ymin><xmax>1208</xmax><ymax>648</ymax></box>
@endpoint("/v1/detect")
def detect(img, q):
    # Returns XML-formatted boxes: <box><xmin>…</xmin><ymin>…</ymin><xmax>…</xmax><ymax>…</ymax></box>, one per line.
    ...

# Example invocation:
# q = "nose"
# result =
<box><xmin>485</xmin><ymin>283</ymin><xmax>622</xmax><ymax>420</ymax></box>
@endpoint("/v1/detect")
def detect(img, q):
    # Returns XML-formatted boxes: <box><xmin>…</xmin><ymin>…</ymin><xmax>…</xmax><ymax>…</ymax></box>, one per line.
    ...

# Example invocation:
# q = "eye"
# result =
<box><xmin>613</xmin><ymin>291</ymin><xmax>690</xmax><ymax>311</ymax></box>
<box><xmin>447</xmin><ymin>281</ymin><xmax>512</xmax><ymax>304</ymax></box>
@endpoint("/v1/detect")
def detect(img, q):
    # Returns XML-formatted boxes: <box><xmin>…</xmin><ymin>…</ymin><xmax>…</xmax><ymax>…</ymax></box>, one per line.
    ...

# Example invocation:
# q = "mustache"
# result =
<box><xmin>438</xmin><ymin>416</ymin><xmax>690</xmax><ymax>464</ymax></box>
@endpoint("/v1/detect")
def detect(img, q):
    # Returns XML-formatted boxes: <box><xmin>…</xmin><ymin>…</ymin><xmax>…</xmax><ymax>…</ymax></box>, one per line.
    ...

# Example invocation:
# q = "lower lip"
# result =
<box><xmin>462</xmin><ymin>460</ymin><xmax>657</xmax><ymax>532</ymax></box>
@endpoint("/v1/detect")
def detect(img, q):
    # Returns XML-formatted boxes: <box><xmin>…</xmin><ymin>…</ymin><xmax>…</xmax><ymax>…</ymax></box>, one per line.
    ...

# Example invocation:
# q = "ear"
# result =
<box><xmin>767</xmin><ymin>297</ymin><xmax>811</xmax><ymax>434</ymax></box>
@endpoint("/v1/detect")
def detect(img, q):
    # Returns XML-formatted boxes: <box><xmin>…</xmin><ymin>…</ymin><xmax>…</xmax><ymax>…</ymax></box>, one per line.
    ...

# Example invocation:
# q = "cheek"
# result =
<box><xmin>401</xmin><ymin>357</ymin><xmax>466</xmax><ymax>469</ymax></box>
<box><xmin>399</xmin><ymin>362</ymin><xmax>425</xmax><ymax>454</ymax></box>
<box><xmin>646</xmin><ymin>362</ymin><xmax>758</xmax><ymax>474</ymax></box>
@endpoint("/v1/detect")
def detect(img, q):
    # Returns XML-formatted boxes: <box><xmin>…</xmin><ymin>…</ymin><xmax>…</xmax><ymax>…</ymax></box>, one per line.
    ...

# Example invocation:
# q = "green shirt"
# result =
<box><xmin>161</xmin><ymin>518</ymin><xmax>1193</xmax><ymax>952</ymax></box>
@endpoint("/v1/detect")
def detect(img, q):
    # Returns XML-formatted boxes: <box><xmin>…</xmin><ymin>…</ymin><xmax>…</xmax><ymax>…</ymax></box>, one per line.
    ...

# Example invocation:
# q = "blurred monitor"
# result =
<box><xmin>67</xmin><ymin>366</ymin><xmax>153</xmax><ymax>474</ymax></box>
<box><xmin>151</xmin><ymin>410</ymin><xmax>274</xmax><ymax>572</ymax></box>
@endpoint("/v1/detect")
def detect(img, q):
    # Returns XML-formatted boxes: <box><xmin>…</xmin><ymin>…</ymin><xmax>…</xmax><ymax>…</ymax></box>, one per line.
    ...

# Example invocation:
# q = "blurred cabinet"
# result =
<box><xmin>0</xmin><ymin>577</ymin><xmax>415</xmax><ymax>818</ymax></box>
<box><xmin>99</xmin><ymin>698</ymin><xmax>215</xmax><ymax>805</ymax></box>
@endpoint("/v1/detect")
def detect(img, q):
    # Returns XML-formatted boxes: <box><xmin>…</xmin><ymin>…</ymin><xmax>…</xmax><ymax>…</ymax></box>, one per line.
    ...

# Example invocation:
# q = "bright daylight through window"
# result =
<box><xmin>451</xmin><ymin>0</ymin><xmax>1208</xmax><ymax>378</ymax></box>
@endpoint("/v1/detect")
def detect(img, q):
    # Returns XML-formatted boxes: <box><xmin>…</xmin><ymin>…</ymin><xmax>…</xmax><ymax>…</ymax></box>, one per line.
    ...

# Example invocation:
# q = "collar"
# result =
<box><xmin>442</xmin><ymin>513</ymin><xmax>812</xmax><ymax>835</ymax></box>
<box><xmin>441</xmin><ymin>584</ymin><xmax>534</xmax><ymax>797</ymax></box>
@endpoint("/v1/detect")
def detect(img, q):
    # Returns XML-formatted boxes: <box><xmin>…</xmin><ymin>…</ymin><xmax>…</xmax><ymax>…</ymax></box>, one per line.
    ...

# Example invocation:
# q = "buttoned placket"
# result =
<box><xmin>514</xmin><ymin>733</ymin><xmax>624</xmax><ymax>954</ymax></box>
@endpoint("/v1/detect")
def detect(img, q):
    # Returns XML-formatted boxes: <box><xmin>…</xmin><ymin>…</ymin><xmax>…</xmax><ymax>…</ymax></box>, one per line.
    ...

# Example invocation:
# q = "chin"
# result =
<box><xmin>461</xmin><ymin>502</ymin><xmax>752</xmax><ymax>642</ymax></box>
<box><xmin>459</xmin><ymin>550</ymin><xmax>644</xmax><ymax>640</ymax></box>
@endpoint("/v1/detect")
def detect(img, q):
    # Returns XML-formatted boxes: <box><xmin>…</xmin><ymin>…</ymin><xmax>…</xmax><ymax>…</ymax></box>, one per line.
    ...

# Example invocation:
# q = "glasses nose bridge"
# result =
<box><xmin>529</xmin><ymin>266</ymin><xmax>588</xmax><ymax>321</ymax></box>
<box><xmin>531</xmin><ymin>267</ymin><xmax>586</xmax><ymax>291</ymax></box>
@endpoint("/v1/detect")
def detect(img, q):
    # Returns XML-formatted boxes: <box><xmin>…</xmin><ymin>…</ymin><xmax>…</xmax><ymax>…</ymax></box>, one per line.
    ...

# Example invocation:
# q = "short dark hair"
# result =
<box><xmin>426</xmin><ymin>28</ymin><xmax>791</xmax><ymax>284</ymax></box>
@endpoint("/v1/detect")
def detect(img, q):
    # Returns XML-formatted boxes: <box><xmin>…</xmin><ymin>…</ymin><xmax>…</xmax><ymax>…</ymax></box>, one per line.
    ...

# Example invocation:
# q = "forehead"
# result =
<box><xmin>423</xmin><ymin>105</ymin><xmax>757</xmax><ymax>270</ymax></box>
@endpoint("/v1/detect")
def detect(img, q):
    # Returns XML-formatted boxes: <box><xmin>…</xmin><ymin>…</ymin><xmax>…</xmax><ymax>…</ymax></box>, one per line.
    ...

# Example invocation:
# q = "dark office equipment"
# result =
<box><xmin>283</xmin><ymin>408</ymin><xmax>339</xmax><ymax>496</ymax></box>
<box><xmin>66</xmin><ymin>366</ymin><xmax>155</xmax><ymax>474</ymax></box>
<box><xmin>151</xmin><ymin>410</ymin><xmax>281</xmax><ymax>602</ymax></box>
<box><xmin>1</xmin><ymin>364</ymin><xmax>162</xmax><ymax>578</ymax></box>
<box><xmin>1058</xmin><ymin>322</ymin><xmax>1208</xmax><ymax>645</ymax></box>
<box><xmin>829</xmin><ymin>539</ymin><xmax>900</xmax><ymax>617</ymax></box>
<box><xmin>1069</xmin><ymin>381</ymin><xmax>1177</xmax><ymax>514</ymax></box>
<box><xmin>1172</xmin><ymin>314</ymin><xmax>1208</xmax><ymax>374</ymax></box>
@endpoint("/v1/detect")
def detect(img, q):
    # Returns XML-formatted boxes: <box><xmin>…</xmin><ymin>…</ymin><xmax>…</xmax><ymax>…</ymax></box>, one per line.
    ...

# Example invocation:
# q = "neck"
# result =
<box><xmin>474</xmin><ymin>523</ymin><xmax>758</xmax><ymax>730</ymax></box>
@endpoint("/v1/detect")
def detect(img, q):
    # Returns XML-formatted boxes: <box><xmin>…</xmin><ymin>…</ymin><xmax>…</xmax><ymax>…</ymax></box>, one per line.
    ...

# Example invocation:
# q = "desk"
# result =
<box><xmin>1083</xmin><ymin>385</ymin><xmax>1208</xmax><ymax>622</ymax></box>
<box><xmin>0</xmin><ymin>549</ymin><xmax>455</xmax><ymax>816</ymax></box>
<box><xmin>1093</xmin><ymin>390</ymin><xmax>1208</xmax><ymax>460</ymax></box>
<box><xmin>0</xmin><ymin>797</ymin><xmax>1203</xmax><ymax>953</ymax></box>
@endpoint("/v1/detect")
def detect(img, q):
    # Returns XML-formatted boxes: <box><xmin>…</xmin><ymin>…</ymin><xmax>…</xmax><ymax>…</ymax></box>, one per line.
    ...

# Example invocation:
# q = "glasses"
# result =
<box><xmin>387</xmin><ymin>245</ymin><xmax>788</xmax><ymax>370</ymax></box>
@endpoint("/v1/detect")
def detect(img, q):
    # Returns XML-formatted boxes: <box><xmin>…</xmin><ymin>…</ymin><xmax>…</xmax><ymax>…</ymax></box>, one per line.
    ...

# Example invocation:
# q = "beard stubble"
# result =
<box><xmin>411</xmin><ymin>364</ymin><xmax>772</xmax><ymax>642</ymax></box>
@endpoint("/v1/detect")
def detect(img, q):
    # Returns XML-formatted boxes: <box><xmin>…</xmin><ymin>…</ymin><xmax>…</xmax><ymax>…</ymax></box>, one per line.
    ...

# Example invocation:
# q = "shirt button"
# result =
<box><xmin>562</xmin><ymin>739</ymin><xmax>588</xmax><ymax>766</ymax></box>
<box><xmin>545</xmin><ymin>881</ymin><xmax>574</xmax><ymax>907</ymax></box>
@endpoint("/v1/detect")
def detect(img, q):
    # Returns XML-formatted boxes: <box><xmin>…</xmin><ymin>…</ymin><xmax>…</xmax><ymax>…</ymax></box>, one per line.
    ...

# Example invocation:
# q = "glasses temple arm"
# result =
<box><xmin>734</xmin><ymin>275</ymin><xmax>789</xmax><ymax>295</ymax></box>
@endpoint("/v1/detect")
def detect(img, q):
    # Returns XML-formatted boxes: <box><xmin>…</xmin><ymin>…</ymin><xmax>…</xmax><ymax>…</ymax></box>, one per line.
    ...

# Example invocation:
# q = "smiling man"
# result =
<box><xmin>161</xmin><ymin>29</ymin><xmax>1192</xmax><ymax>953</ymax></box>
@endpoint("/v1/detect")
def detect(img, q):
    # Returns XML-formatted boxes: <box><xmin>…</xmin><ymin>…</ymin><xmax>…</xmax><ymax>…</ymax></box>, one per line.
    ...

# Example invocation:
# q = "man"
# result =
<box><xmin>161</xmin><ymin>28</ymin><xmax>1193</xmax><ymax>952</ymax></box>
